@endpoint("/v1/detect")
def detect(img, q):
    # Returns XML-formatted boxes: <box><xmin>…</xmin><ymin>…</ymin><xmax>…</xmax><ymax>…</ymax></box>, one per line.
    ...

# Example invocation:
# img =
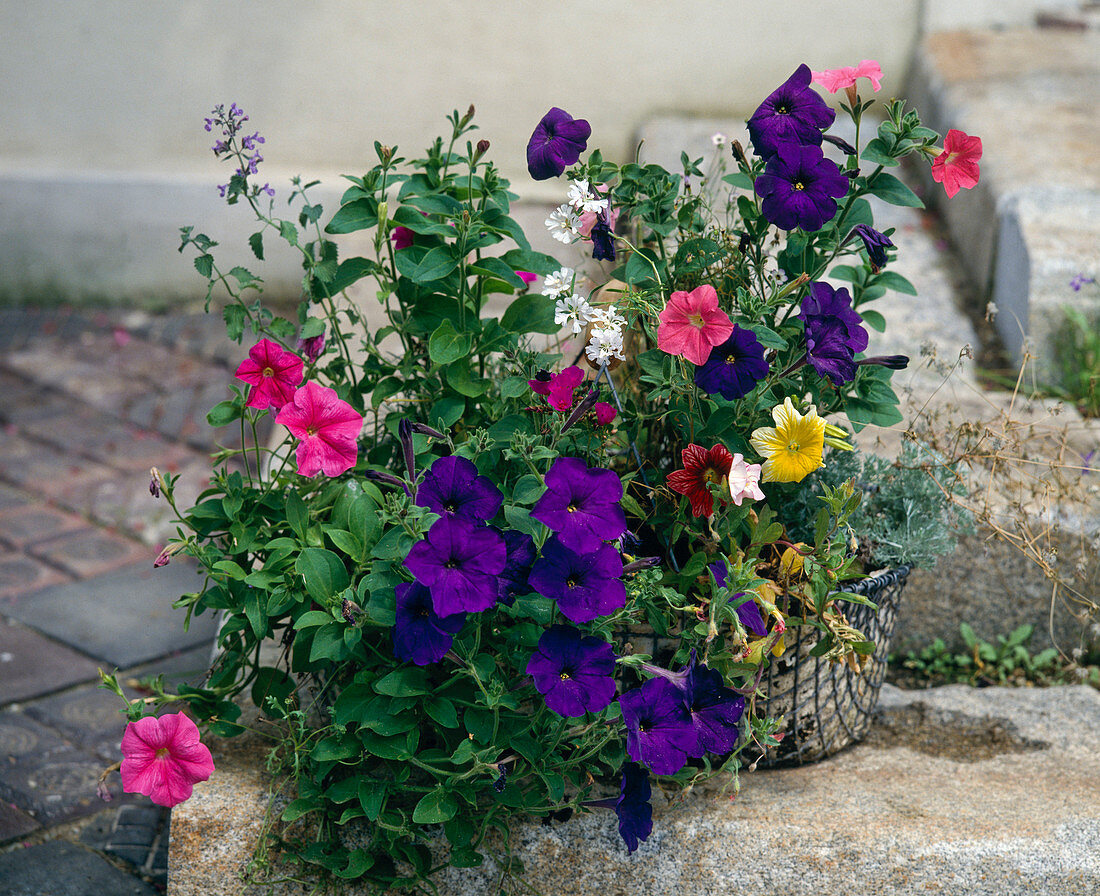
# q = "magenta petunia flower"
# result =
<box><xmin>120</xmin><ymin>712</ymin><xmax>215</xmax><ymax>808</ymax></box>
<box><xmin>275</xmin><ymin>381</ymin><xmax>364</xmax><ymax>477</ymax></box>
<box><xmin>931</xmin><ymin>129</ymin><xmax>982</xmax><ymax>199</ymax></box>
<box><xmin>657</xmin><ymin>285</ymin><xmax>735</xmax><ymax>367</ymax></box>
<box><xmin>594</xmin><ymin>402</ymin><xmax>617</xmax><ymax>426</ymax></box>
<box><xmin>515</xmin><ymin>270</ymin><xmax>538</xmax><ymax>288</ymax></box>
<box><xmin>235</xmin><ymin>338</ymin><xmax>304</xmax><ymax>411</ymax></box>
<box><xmin>548</xmin><ymin>366</ymin><xmax>585</xmax><ymax>411</ymax></box>
<box><xmin>811</xmin><ymin>60</ymin><xmax>883</xmax><ymax>94</ymax></box>
<box><xmin>391</xmin><ymin>226</ymin><xmax>415</xmax><ymax>250</ymax></box>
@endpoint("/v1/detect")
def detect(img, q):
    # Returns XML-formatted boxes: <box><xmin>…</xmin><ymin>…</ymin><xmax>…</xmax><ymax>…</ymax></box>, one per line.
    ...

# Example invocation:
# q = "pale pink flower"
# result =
<box><xmin>235</xmin><ymin>338</ymin><xmax>304</xmax><ymax>411</ymax></box>
<box><xmin>120</xmin><ymin>712</ymin><xmax>214</xmax><ymax>808</ymax></box>
<box><xmin>579</xmin><ymin>204</ymin><xmax>619</xmax><ymax>239</ymax></box>
<box><xmin>811</xmin><ymin>60</ymin><xmax>883</xmax><ymax>94</ymax></box>
<box><xmin>275</xmin><ymin>381</ymin><xmax>364</xmax><ymax>477</ymax></box>
<box><xmin>727</xmin><ymin>454</ymin><xmax>765</xmax><ymax>506</ymax></box>
<box><xmin>931</xmin><ymin>129</ymin><xmax>982</xmax><ymax>198</ymax></box>
<box><xmin>656</xmin><ymin>284</ymin><xmax>734</xmax><ymax>367</ymax></box>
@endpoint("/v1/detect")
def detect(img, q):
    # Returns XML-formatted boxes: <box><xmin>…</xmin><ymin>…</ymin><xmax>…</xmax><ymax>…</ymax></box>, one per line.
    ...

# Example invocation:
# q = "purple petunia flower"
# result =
<box><xmin>297</xmin><ymin>331</ymin><xmax>325</xmax><ymax>363</ymax></box>
<box><xmin>797</xmin><ymin>281</ymin><xmax>868</xmax><ymax>386</ymax></box>
<box><xmin>755</xmin><ymin>142</ymin><xmax>850</xmax><ymax>232</ymax></box>
<box><xmin>416</xmin><ymin>455</ymin><xmax>503</xmax><ymax>524</ymax></box>
<box><xmin>526</xmin><ymin>624</ymin><xmax>617</xmax><ymax>717</ymax></box>
<box><xmin>710</xmin><ymin>558</ymin><xmax>768</xmax><ymax>636</ymax></box>
<box><xmin>676</xmin><ymin>657</ymin><xmax>745</xmax><ymax>756</ymax></box>
<box><xmin>619</xmin><ymin>677</ymin><xmax>697</xmax><ymax>776</ymax></box>
<box><xmin>496</xmin><ymin>529</ymin><xmax>537</xmax><ymax>606</ymax></box>
<box><xmin>849</xmin><ymin>224</ymin><xmax>894</xmax><ymax>269</ymax></box>
<box><xmin>404</xmin><ymin>516</ymin><xmax>506</xmax><ymax>616</ymax></box>
<box><xmin>527</xmin><ymin>108</ymin><xmax>592</xmax><ymax>181</ymax></box>
<box><xmin>615</xmin><ymin>762</ymin><xmax>653</xmax><ymax>853</ymax></box>
<box><xmin>747</xmin><ymin>64</ymin><xmax>836</xmax><ymax>159</ymax></box>
<box><xmin>528</xmin><ymin>536</ymin><xmax>626</xmax><ymax>624</ymax></box>
<box><xmin>590</xmin><ymin>207</ymin><xmax>616</xmax><ymax>261</ymax></box>
<box><xmin>693</xmin><ymin>325</ymin><xmax>770</xmax><ymax>401</ymax></box>
<box><xmin>392</xmin><ymin>581</ymin><xmax>466</xmax><ymax>665</ymax></box>
<box><xmin>530</xmin><ymin>457</ymin><xmax>626</xmax><ymax>553</ymax></box>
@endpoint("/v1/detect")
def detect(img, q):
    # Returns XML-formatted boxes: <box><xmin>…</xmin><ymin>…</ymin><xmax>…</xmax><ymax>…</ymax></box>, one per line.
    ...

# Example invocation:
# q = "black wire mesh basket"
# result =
<box><xmin>754</xmin><ymin>565</ymin><xmax>910</xmax><ymax>767</ymax></box>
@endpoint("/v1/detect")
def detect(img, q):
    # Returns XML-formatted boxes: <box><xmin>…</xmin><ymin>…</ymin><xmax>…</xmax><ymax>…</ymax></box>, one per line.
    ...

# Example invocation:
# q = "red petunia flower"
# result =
<box><xmin>931</xmin><ymin>129</ymin><xmax>982</xmax><ymax>199</ymax></box>
<box><xmin>235</xmin><ymin>338</ymin><xmax>304</xmax><ymax>411</ymax></box>
<box><xmin>666</xmin><ymin>444</ymin><xmax>734</xmax><ymax>518</ymax></box>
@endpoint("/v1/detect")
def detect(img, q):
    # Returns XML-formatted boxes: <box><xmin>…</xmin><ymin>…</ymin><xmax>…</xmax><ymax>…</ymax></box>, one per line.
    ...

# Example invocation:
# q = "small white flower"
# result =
<box><xmin>554</xmin><ymin>294</ymin><xmax>594</xmax><ymax>334</ymax></box>
<box><xmin>711</xmin><ymin>132</ymin><xmax>727</xmax><ymax>147</ymax></box>
<box><xmin>567</xmin><ymin>179</ymin><xmax>609</xmax><ymax>215</ymax></box>
<box><xmin>585</xmin><ymin>328</ymin><xmax>625</xmax><ymax>365</ymax></box>
<box><xmin>587</xmin><ymin>306</ymin><xmax>627</xmax><ymax>333</ymax></box>
<box><xmin>546</xmin><ymin>204</ymin><xmax>581</xmax><ymax>243</ymax></box>
<box><xmin>542</xmin><ymin>267</ymin><xmax>575</xmax><ymax>298</ymax></box>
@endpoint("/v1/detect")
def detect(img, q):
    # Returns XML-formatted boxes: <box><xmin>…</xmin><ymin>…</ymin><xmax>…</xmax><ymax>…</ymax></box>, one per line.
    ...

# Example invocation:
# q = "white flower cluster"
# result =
<box><xmin>585</xmin><ymin>306</ymin><xmax>627</xmax><ymax>366</ymax></box>
<box><xmin>545</xmin><ymin>179</ymin><xmax>608</xmax><ymax>244</ymax></box>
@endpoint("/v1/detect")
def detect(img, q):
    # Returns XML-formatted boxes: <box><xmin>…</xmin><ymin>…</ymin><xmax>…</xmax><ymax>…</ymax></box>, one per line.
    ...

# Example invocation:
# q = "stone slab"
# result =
<box><xmin>0</xmin><ymin>618</ymin><xmax>100</xmax><ymax>705</ymax></box>
<box><xmin>0</xmin><ymin>839</ymin><xmax>159</xmax><ymax>896</ymax></box>
<box><xmin>168</xmin><ymin>684</ymin><xmax>1100</xmax><ymax>896</ymax></box>
<box><xmin>26</xmin><ymin>526</ymin><xmax>147</xmax><ymax>580</ymax></box>
<box><xmin>0</xmin><ymin>800</ymin><xmax>40</xmax><ymax>846</ymax></box>
<box><xmin>0</xmin><ymin>503</ymin><xmax>89</xmax><ymax>550</ymax></box>
<box><xmin>1</xmin><ymin>560</ymin><xmax>219</xmax><ymax>669</ymax></box>
<box><xmin>0</xmin><ymin>550</ymin><xmax>71</xmax><ymax>602</ymax></box>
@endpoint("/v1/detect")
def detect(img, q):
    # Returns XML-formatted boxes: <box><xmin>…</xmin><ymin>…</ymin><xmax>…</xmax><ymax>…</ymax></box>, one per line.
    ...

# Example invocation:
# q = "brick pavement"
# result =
<box><xmin>0</xmin><ymin>305</ymin><xmax>258</xmax><ymax>893</ymax></box>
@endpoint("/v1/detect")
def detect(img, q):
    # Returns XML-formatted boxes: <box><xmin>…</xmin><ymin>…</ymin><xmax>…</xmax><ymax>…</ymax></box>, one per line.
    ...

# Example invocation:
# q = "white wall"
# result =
<box><xmin>0</xmin><ymin>0</ymin><xmax>1061</xmax><ymax>304</ymax></box>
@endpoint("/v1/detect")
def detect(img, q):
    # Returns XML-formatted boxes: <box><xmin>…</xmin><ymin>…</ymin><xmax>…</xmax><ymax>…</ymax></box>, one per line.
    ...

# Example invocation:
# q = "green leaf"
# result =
<box><xmin>223</xmin><ymin>304</ymin><xmax>246</xmax><ymax>342</ymax></box>
<box><xmin>332</xmin><ymin>849</ymin><xmax>375</xmax><ymax>879</ymax></box>
<box><xmin>428</xmin><ymin>319</ymin><xmax>471</xmax><ymax>365</ymax></box>
<box><xmin>412</xmin><ymin>788</ymin><xmax>458</xmax><ymax>824</ymax></box>
<box><xmin>398</xmin><ymin>245</ymin><xmax>459</xmax><ymax>283</ymax></box>
<box><xmin>722</xmin><ymin>171</ymin><xmax>755</xmax><ymax>190</ymax></box>
<box><xmin>860</xmin><ymin>137</ymin><xmax>900</xmax><ymax>168</ymax></box>
<box><xmin>488</xmin><ymin>414</ymin><xmax>533</xmax><ymax>445</ymax></box>
<box><xmin>325</xmin><ymin>198</ymin><xmax>378</xmax><ymax>234</ymax></box>
<box><xmin>867</xmin><ymin>172</ymin><xmax>923</xmax><ymax>208</ymax></box>
<box><xmin>510</xmin><ymin>474</ymin><xmax>545</xmax><ymax>506</ymax></box>
<box><xmin>445</xmin><ymin>360</ymin><xmax>491</xmax><ymax>397</ymax></box>
<box><xmin>248</xmin><ymin>231</ymin><xmax>264</xmax><ymax>260</ymax></box>
<box><xmin>392</xmin><ymin>205</ymin><xmax>456</xmax><ymax>236</ymax></box>
<box><xmin>359</xmin><ymin>780</ymin><xmax>386</xmax><ymax>820</ymax></box>
<box><xmin>374</xmin><ymin>667</ymin><xmax>430</xmax><ymax>697</ymax></box>
<box><xmin>749</xmin><ymin>325</ymin><xmax>788</xmax><ymax>351</ymax></box>
<box><xmin>469</xmin><ymin>256</ymin><xmax>526</xmax><ymax>289</ymax></box>
<box><xmin>326</xmin><ymin>257</ymin><xmax>375</xmax><ymax>294</ymax></box>
<box><xmin>325</xmin><ymin>528</ymin><xmax>363</xmax><ymax>562</ymax></box>
<box><xmin>206</xmin><ymin>399</ymin><xmax>241</xmax><ymax>428</ymax></box>
<box><xmin>281</xmin><ymin>798</ymin><xmax>318</xmax><ymax>823</ymax></box>
<box><xmin>278</xmin><ymin>220</ymin><xmax>299</xmax><ymax>245</ymax></box>
<box><xmin>251</xmin><ymin>667</ymin><xmax>295</xmax><ymax>713</ymax></box>
<box><xmin>500</xmin><ymin>376</ymin><xmax>530</xmax><ymax>399</ymax></box>
<box><xmin>875</xmin><ymin>271</ymin><xmax>917</xmax><ymax>295</ymax></box>
<box><xmin>296</xmin><ymin>548</ymin><xmax>350</xmax><ymax>602</ymax></box>
<box><xmin>311</xmin><ymin>733</ymin><xmax>359</xmax><ymax>762</ymax></box>
<box><xmin>425</xmin><ymin>697</ymin><xmax>459</xmax><ymax>728</ymax></box>
<box><xmin>861</xmin><ymin>309</ymin><xmax>887</xmax><ymax>332</ymax></box>
<box><xmin>194</xmin><ymin>254</ymin><xmax>213</xmax><ymax>278</ymax></box>
<box><xmin>429</xmin><ymin>396</ymin><xmax>465</xmax><ymax>429</ymax></box>
<box><xmin>309</xmin><ymin>622</ymin><xmax>348</xmax><ymax>663</ymax></box>
<box><xmin>286</xmin><ymin>491</ymin><xmax>309</xmax><ymax>541</ymax></box>
<box><xmin>500</xmin><ymin>292</ymin><xmax>558</xmax><ymax>335</ymax></box>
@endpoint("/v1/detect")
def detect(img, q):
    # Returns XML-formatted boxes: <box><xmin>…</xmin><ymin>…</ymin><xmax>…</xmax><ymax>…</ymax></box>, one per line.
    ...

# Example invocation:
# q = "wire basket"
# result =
<box><xmin>753</xmin><ymin>565</ymin><xmax>910</xmax><ymax>767</ymax></box>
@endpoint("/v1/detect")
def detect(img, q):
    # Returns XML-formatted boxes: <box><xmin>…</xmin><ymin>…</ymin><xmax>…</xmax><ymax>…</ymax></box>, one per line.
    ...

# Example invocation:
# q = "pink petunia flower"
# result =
<box><xmin>391</xmin><ymin>226</ymin><xmax>415</xmax><ymax>250</ymax></box>
<box><xmin>275</xmin><ymin>381</ymin><xmax>364</xmax><ymax>477</ymax></box>
<box><xmin>515</xmin><ymin>270</ymin><xmax>538</xmax><ymax>289</ymax></box>
<box><xmin>235</xmin><ymin>338</ymin><xmax>305</xmax><ymax>411</ymax></box>
<box><xmin>931</xmin><ymin>129</ymin><xmax>982</xmax><ymax>198</ymax></box>
<box><xmin>657</xmin><ymin>285</ymin><xmax>735</xmax><ymax>367</ymax></box>
<box><xmin>727</xmin><ymin>454</ymin><xmax>765</xmax><ymax>506</ymax></box>
<box><xmin>578</xmin><ymin>203</ymin><xmax>619</xmax><ymax>239</ymax></box>
<box><xmin>594</xmin><ymin>402</ymin><xmax>617</xmax><ymax>426</ymax></box>
<box><xmin>120</xmin><ymin>712</ymin><xmax>215</xmax><ymax>808</ymax></box>
<box><xmin>811</xmin><ymin>60</ymin><xmax>883</xmax><ymax>94</ymax></box>
<box><xmin>547</xmin><ymin>366</ymin><xmax>585</xmax><ymax>411</ymax></box>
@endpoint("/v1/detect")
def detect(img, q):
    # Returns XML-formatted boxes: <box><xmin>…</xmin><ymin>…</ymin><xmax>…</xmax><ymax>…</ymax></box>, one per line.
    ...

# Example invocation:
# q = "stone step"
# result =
<box><xmin>167</xmin><ymin>684</ymin><xmax>1100</xmax><ymax>896</ymax></box>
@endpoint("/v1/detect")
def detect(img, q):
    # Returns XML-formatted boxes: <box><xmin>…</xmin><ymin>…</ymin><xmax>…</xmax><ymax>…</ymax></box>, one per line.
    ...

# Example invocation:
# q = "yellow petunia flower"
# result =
<box><xmin>749</xmin><ymin>398</ymin><xmax>825</xmax><ymax>483</ymax></box>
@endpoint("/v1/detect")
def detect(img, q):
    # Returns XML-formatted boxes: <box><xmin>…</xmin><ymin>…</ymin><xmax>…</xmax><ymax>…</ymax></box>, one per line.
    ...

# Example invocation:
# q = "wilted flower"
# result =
<box><xmin>849</xmin><ymin>224</ymin><xmax>894</xmax><ymax>269</ymax></box>
<box><xmin>726</xmin><ymin>455</ymin><xmax>765</xmax><ymax>506</ymax></box>
<box><xmin>811</xmin><ymin>60</ymin><xmax>883</xmax><ymax>94</ymax></box>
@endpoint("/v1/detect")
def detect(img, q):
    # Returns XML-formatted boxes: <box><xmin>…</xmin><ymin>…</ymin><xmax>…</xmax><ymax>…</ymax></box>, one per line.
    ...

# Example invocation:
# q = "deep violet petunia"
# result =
<box><xmin>120</xmin><ymin>712</ymin><xmax>215</xmax><ymax>808</ymax></box>
<box><xmin>528</xmin><ymin>536</ymin><xmax>626</xmax><ymax>624</ymax></box>
<box><xmin>931</xmin><ymin>129</ymin><xmax>982</xmax><ymax>199</ymax></box>
<box><xmin>709</xmin><ymin>558</ymin><xmax>767</xmax><ymax>636</ymax></box>
<box><xmin>615</xmin><ymin>762</ymin><xmax>653</xmax><ymax>853</ymax></box>
<box><xmin>530</xmin><ymin>457</ymin><xmax>626</xmax><ymax>553</ymax></box>
<box><xmin>667</xmin><ymin>444</ymin><xmax>734</xmax><ymax>518</ymax></box>
<box><xmin>656</xmin><ymin>284</ymin><xmax>735</xmax><ymax>367</ymax></box>
<box><xmin>235</xmin><ymin>338</ymin><xmax>304</xmax><ymax>411</ymax></box>
<box><xmin>589</xmin><ymin>206</ymin><xmax>616</xmax><ymax>261</ymax></box>
<box><xmin>755</xmin><ymin>142</ymin><xmax>849</xmax><ymax>233</ymax></box>
<box><xmin>747</xmin><ymin>63</ymin><xmax>836</xmax><ymax>159</ymax></box>
<box><xmin>693</xmin><ymin>325</ymin><xmax>769</xmax><ymax>401</ymax></box>
<box><xmin>404</xmin><ymin>516</ymin><xmax>506</xmax><ymax>616</ymax></box>
<box><xmin>619</xmin><ymin>677</ymin><xmax>697</xmax><ymax>776</ymax></box>
<box><xmin>797</xmin><ymin>281</ymin><xmax>868</xmax><ymax>386</ymax></box>
<box><xmin>527</xmin><ymin>107</ymin><xmax>592</xmax><ymax>180</ymax></box>
<box><xmin>416</xmin><ymin>455</ymin><xmax>503</xmax><ymax>523</ymax></box>
<box><xmin>392</xmin><ymin>581</ymin><xmax>466</xmax><ymax>665</ymax></box>
<box><xmin>849</xmin><ymin>223</ymin><xmax>894</xmax><ymax>269</ymax></box>
<box><xmin>495</xmin><ymin>529</ymin><xmax>537</xmax><ymax>606</ymax></box>
<box><xmin>275</xmin><ymin>381</ymin><xmax>364</xmax><ymax>477</ymax></box>
<box><xmin>525</xmin><ymin>624</ymin><xmax>617</xmax><ymax>717</ymax></box>
<box><xmin>675</xmin><ymin>656</ymin><xmax>746</xmax><ymax>756</ymax></box>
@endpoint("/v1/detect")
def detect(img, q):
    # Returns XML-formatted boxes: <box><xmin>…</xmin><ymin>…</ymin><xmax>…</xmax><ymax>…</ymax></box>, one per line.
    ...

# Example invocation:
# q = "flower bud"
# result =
<box><xmin>149</xmin><ymin>467</ymin><xmax>163</xmax><ymax>499</ymax></box>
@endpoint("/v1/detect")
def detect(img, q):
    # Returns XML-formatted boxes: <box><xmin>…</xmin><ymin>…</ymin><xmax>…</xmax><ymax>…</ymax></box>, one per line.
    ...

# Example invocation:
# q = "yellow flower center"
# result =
<box><xmin>262</xmin><ymin>366</ymin><xmax>274</xmax><ymax>377</ymax></box>
<box><xmin>793</xmin><ymin>181</ymin><xmax>805</xmax><ymax>191</ymax></box>
<box><xmin>688</xmin><ymin>313</ymin><xmax>705</xmax><ymax>328</ymax></box>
